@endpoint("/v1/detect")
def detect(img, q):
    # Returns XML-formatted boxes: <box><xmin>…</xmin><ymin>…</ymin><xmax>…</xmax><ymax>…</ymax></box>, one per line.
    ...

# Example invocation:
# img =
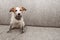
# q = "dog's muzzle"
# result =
<box><xmin>18</xmin><ymin>13</ymin><xmax>20</xmax><ymax>15</ymax></box>
<box><xmin>15</xmin><ymin>15</ymin><xmax>22</xmax><ymax>20</ymax></box>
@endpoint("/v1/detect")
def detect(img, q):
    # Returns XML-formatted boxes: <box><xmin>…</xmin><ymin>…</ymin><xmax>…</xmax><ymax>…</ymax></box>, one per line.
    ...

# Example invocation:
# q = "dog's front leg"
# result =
<box><xmin>7</xmin><ymin>24</ymin><xmax>12</xmax><ymax>33</ymax></box>
<box><xmin>20</xmin><ymin>25</ymin><xmax>26</xmax><ymax>34</ymax></box>
<box><xmin>20</xmin><ymin>26</ymin><xmax>24</xmax><ymax>33</ymax></box>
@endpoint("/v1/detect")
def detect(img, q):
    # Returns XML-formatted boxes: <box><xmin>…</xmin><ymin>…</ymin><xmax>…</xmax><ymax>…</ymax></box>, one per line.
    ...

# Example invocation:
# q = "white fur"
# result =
<box><xmin>10</xmin><ymin>7</ymin><xmax>25</xmax><ymax>28</ymax></box>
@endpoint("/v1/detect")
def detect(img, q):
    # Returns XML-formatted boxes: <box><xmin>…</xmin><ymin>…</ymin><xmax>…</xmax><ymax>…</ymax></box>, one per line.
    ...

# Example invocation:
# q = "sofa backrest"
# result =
<box><xmin>0</xmin><ymin>0</ymin><xmax>60</xmax><ymax>26</ymax></box>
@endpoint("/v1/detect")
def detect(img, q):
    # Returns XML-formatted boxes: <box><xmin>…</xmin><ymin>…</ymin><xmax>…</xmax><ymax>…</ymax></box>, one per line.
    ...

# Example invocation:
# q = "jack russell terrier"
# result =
<box><xmin>7</xmin><ymin>6</ymin><xmax>26</xmax><ymax>33</ymax></box>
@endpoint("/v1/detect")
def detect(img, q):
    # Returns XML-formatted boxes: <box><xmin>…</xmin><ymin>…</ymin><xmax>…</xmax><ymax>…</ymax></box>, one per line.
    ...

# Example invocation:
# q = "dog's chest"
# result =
<box><xmin>11</xmin><ymin>16</ymin><xmax>24</xmax><ymax>26</ymax></box>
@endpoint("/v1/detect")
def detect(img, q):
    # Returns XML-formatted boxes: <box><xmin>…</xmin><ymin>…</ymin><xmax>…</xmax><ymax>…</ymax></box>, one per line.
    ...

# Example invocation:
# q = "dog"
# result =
<box><xmin>7</xmin><ymin>6</ymin><xmax>26</xmax><ymax>33</ymax></box>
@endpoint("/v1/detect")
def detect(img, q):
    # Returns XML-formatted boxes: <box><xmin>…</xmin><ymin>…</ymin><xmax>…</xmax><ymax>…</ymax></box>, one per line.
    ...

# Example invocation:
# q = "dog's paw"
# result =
<box><xmin>7</xmin><ymin>31</ymin><xmax>11</xmax><ymax>33</ymax></box>
<box><xmin>21</xmin><ymin>30</ymin><xmax>24</xmax><ymax>34</ymax></box>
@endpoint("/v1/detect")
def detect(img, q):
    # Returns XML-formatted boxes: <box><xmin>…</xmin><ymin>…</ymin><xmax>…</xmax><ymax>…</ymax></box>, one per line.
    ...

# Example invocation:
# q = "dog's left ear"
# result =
<box><xmin>21</xmin><ymin>7</ymin><xmax>27</xmax><ymax>11</ymax></box>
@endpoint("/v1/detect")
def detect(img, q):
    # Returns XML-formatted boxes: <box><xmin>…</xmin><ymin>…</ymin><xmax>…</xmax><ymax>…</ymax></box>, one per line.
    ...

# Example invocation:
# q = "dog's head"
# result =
<box><xmin>9</xmin><ymin>6</ymin><xmax>26</xmax><ymax>16</ymax></box>
<box><xmin>9</xmin><ymin>7</ymin><xmax>26</xmax><ymax>20</ymax></box>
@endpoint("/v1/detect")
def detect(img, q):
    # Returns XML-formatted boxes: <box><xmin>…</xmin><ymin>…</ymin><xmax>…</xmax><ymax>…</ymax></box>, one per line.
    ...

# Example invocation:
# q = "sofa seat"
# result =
<box><xmin>0</xmin><ymin>25</ymin><xmax>60</xmax><ymax>40</ymax></box>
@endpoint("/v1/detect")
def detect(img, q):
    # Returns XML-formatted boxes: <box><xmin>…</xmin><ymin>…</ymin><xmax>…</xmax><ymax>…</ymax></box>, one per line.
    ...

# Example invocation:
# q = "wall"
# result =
<box><xmin>0</xmin><ymin>0</ymin><xmax>60</xmax><ymax>26</ymax></box>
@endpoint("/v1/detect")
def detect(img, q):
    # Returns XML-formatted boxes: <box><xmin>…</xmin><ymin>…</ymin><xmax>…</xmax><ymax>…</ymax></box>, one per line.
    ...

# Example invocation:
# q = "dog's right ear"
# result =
<box><xmin>9</xmin><ymin>8</ymin><xmax>15</xmax><ymax>12</ymax></box>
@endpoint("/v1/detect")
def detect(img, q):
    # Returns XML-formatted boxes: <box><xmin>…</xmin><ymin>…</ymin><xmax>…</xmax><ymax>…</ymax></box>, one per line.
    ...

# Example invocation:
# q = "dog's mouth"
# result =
<box><xmin>15</xmin><ymin>15</ymin><xmax>22</xmax><ymax>20</ymax></box>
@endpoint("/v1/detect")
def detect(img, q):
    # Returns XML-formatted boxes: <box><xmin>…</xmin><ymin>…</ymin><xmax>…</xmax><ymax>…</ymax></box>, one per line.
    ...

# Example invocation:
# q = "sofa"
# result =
<box><xmin>0</xmin><ymin>0</ymin><xmax>60</xmax><ymax>40</ymax></box>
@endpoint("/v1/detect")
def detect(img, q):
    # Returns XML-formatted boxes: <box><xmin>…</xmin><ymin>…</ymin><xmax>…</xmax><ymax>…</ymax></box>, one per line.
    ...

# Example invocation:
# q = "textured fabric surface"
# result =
<box><xmin>0</xmin><ymin>0</ymin><xmax>60</xmax><ymax>26</ymax></box>
<box><xmin>0</xmin><ymin>25</ymin><xmax>60</xmax><ymax>40</ymax></box>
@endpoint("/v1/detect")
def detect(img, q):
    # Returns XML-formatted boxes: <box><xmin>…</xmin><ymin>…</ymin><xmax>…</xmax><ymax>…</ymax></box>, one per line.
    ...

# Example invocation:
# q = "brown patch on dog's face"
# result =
<box><xmin>9</xmin><ymin>7</ymin><xmax>27</xmax><ymax>14</ymax></box>
<box><xmin>9</xmin><ymin>7</ymin><xmax>16</xmax><ymax>13</ymax></box>
<box><xmin>20</xmin><ymin>7</ymin><xmax>27</xmax><ymax>11</ymax></box>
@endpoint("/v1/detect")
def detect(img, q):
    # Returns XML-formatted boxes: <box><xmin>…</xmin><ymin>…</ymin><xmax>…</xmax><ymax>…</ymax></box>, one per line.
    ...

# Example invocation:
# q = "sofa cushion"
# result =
<box><xmin>0</xmin><ymin>0</ymin><xmax>60</xmax><ymax>26</ymax></box>
<box><xmin>0</xmin><ymin>25</ymin><xmax>60</xmax><ymax>40</ymax></box>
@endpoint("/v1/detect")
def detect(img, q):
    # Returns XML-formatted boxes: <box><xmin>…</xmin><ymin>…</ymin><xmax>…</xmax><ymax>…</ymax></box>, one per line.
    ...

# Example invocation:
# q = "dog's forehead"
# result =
<box><xmin>16</xmin><ymin>7</ymin><xmax>21</xmax><ymax>10</ymax></box>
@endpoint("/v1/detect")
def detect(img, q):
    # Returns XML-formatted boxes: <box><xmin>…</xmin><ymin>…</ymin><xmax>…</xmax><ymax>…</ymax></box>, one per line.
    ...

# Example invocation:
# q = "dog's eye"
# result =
<box><xmin>20</xmin><ymin>10</ymin><xmax>22</xmax><ymax>11</ymax></box>
<box><xmin>15</xmin><ymin>10</ymin><xmax>17</xmax><ymax>12</ymax></box>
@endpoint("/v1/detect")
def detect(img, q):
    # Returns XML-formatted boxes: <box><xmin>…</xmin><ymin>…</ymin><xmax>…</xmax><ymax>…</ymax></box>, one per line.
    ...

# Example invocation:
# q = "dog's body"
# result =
<box><xmin>7</xmin><ymin>7</ymin><xmax>26</xmax><ymax>33</ymax></box>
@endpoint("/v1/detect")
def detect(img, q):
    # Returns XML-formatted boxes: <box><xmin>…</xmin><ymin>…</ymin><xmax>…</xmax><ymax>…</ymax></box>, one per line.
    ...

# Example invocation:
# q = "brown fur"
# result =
<box><xmin>20</xmin><ymin>7</ymin><xmax>27</xmax><ymax>11</ymax></box>
<box><xmin>9</xmin><ymin>7</ymin><xmax>26</xmax><ymax>13</ymax></box>
<box><xmin>9</xmin><ymin>7</ymin><xmax>16</xmax><ymax>13</ymax></box>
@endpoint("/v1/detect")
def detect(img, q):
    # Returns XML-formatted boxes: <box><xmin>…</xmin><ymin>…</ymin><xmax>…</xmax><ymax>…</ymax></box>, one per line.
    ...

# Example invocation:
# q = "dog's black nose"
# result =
<box><xmin>18</xmin><ymin>13</ymin><xmax>20</xmax><ymax>15</ymax></box>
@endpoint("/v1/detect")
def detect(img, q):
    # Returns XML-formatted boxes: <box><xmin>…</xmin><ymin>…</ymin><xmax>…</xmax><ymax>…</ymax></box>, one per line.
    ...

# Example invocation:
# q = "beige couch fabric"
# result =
<box><xmin>0</xmin><ymin>25</ymin><xmax>60</xmax><ymax>40</ymax></box>
<box><xmin>0</xmin><ymin>0</ymin><xmax>60</xmax><ymax>26</ymax></box>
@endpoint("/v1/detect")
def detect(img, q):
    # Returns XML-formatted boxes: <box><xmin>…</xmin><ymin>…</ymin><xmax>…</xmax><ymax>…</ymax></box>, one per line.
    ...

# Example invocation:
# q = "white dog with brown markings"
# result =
<box><xmin>7</xmin><ymin>6</ymin><xmax>26</xmax><ymax>33</ymax></box>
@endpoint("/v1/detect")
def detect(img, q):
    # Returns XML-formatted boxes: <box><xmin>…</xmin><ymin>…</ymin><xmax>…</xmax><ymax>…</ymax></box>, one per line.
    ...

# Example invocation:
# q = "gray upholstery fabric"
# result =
<box><xmin>0</xmin><ymin>25</ymin><xmax>60</xmax><ymax>40</ymax></box>
<box><xmin>0</xmin><ymin>0</ymin><xmax>60</xmax><ymax>26</ymax></box>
